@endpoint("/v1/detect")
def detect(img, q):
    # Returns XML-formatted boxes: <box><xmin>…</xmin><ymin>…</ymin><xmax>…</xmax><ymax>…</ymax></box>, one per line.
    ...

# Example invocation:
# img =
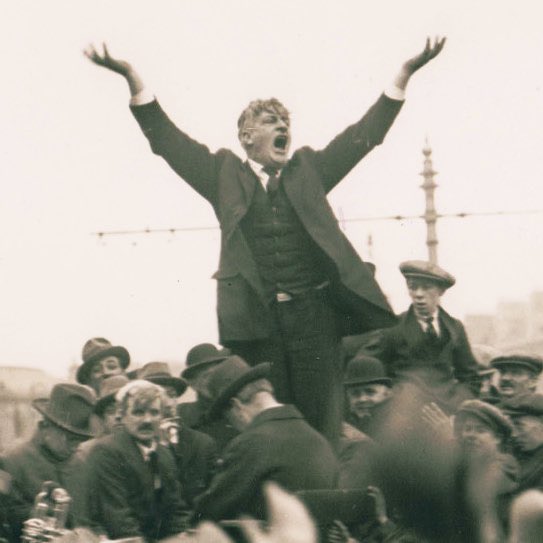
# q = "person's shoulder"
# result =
<box><xmin>1</xmin><ymin>438</ymin><xmax>35</xmax><ymax>465</ymax></box>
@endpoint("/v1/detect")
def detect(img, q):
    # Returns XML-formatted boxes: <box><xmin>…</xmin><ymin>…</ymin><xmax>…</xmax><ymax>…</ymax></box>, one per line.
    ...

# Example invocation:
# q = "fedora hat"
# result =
<box><xmin>77</xmin><ymin>337</ymin><xmax>130</xmax><ymax>385</ymax></box>
<box><xmin>207</xmin><ymin>356</ymin><xmax>270</xmax><ymax>420</ymax></box>
<box><xmin>138</xmin><ymin>362</ymin><xmax>188</xmax><ymax>396</ymax></box>
<box><xmin>344</xmin><ymin>355</ymin><xmax>391</xmax><ymax>387</ymax></box>
<box><xmin>33</xmin><ymin>383</ymin><xmax>97</xmax><ymax>437</ymax></box>
<box><xmin>95</xmin><ymin>374</ymin><xmax>130</xmax><ymax>416</ymax></box>
<box><xmin>181</xmin><ymin>343</ymin><xmax>231</xmax><ymax>380</ymax></box>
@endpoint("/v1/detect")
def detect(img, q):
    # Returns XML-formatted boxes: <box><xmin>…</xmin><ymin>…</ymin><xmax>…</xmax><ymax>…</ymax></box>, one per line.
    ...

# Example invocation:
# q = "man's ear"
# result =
<box><xmin>239</xmin><ymin>130</ymin><xmax>253</xmax><ymax>149</ymax></box>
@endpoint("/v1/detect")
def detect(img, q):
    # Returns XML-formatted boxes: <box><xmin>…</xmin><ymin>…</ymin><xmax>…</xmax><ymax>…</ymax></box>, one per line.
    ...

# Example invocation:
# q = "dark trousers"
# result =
<box><xmin>229</xmin><ymin>288</ymin><xmax>342</xmax><ymax>448</ymax></box>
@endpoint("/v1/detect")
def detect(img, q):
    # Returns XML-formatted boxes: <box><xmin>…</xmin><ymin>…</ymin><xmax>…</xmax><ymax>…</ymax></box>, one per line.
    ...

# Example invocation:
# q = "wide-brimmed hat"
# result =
<box><xmin>33</xmin><ymin>383</ymin><xmax>97</xmax><ymax>437</ymax></box>
<box><xmin>138</xmin><ymin>362</ymin><xmax>188</xmax><ymax>396</ymax></box>
<box><xmin>181</xmin><ymin>343</ymin><xmax>231</xmax><ymax>380</ymax></box>
<box><xmin>344</xmin><ymin>355</ymin><xmax>391</xmax><ymax>387</ymax></box>
<box><xmin>399</xmin><ymin>260</ymin><xmax>456</xmax><ymax>289</ymax></box>
<box><xmin>454</xmin><ymin>399</ymin><xmax>513</xmax><ymax>441</ymax></box>
<box><xmin>77</xmin><ymin>337</ymin><xmax>130</xmax><ymax>385</ymax></box>
<box><xmin>95</xmin><ymin>374</ymin><xmax>130</xmax><ymax>416</ymax></box>
<box><xmin>491</xmin><ymin>355</ymin><xmax>543</xmax><ymax>375</ymax></box>
<box><xmin>207</xmin><ymin>356</ymin><xmax>270</xmax><ymax>420</ymax></box>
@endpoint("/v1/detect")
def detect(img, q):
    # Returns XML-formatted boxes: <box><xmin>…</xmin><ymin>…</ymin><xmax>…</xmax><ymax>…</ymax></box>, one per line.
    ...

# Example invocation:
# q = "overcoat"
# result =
<box><xmin>130</xmin><ymin>94</ymin><xmax>403</xmax><ymax>343</ymax></box>
<box><xmin>83</xmin><ymin>427</ymin><xmax>188</xmax><ymax>541</ymax></box>
<box><xmin>194</xmin><ymin>405</ymin><xmax>338</xmax><ymax>521</ymax></box>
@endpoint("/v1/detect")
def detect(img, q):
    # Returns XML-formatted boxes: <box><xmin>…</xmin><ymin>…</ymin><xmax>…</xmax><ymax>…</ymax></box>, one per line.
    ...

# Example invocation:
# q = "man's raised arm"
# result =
<box><xmin>84</xmin><ymin>43</ymin><xmax>220</xmax><ymax>203</ymax></box>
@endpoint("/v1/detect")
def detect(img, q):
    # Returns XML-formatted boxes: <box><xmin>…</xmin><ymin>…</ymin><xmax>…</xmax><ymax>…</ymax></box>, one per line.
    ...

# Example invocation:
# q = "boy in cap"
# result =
<box><xmin>194</xmin><ymin>356</ymin><xmax>337</xmax><ymax>522</ymax></box>
<box><xmin>359</xmin><ymin>260</ymin><xmax>479</xmax><ymax>411</ymax></box>
<box><xmin>0</xmin><ymin>384</ymin><xmax>96</xmax><ymax>539</ymax></box>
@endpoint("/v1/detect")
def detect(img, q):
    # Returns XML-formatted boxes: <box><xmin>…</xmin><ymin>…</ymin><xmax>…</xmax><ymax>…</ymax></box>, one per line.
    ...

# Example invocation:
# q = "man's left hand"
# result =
<box><xmin>403</xmin><ymin>36</ymin><xmax>446</xmax><ymax>75</ymax></box>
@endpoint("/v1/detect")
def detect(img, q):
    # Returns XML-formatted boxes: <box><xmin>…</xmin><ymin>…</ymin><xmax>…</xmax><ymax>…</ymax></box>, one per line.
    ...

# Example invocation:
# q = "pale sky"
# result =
<box><xmin>2</xmin><ymin>0</ymin><xmax>543</xmax><ymax>377</ymax></box>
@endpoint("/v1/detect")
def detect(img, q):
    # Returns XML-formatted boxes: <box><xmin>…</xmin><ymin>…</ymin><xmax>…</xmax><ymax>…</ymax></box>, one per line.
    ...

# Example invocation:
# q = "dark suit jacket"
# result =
<box><xmin>131</xmin><ymin>95</ymin><xmax>403</xmax><ymax>342</ymax></box>
<box><xmin>170</xmin><ymin>425</ymin><xmax>217</xmax><ymax>506</ymax></box>
<box><xmin>83</xmin><ymin>428</ymin><xmax>188</xmax><ymax>541</ymax></box>
<box><xmin>361</xmin><ymin>306</ymin><xmax>478</xmax><ymax>384</ymax></box>
<box><xmin>194</xmin><ymin>405</ymin><xmax>338</xmax><ymax>521</ymax></box>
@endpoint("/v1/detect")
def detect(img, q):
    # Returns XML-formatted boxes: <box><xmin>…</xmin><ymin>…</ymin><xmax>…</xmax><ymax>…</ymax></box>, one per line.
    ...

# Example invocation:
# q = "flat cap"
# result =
<box><xmin>454</xmin><ymin>399</ymin><xmax>514</xmax><ymax>440</ymax></box>
<box><xmin>491</xmin><ymin>355</ymin><xmax>543</xmax><ymax>375</ymax></box>
<box><xmin>399</xmin><ymin>260</ymin><xmax>456</xmax><ymax>289</ymax></box>
<box><xmin>504</xmin><ymin>394</ymin><xmax>543</xmax><ymax>418</ymax></box>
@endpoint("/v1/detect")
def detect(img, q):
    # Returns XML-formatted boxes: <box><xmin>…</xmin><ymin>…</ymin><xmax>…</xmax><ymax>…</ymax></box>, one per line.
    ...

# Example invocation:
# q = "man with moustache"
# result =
<box><xmin>83</xmin><ymin>380</ymin><xmax>189</xmax><ymax>540</ymax></box>
<box><xmin>85</xmin><ymin>38</ymin><xmax>445</xmax><ymax>445</ymax></box>
<box><xmin>490</xmin><ymin>354</ymin><xmax>543</xmax><ymax>407</ymax></box>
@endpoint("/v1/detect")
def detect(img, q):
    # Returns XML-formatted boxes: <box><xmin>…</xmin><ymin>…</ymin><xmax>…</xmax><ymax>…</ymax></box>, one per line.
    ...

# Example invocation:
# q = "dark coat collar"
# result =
<box><xmin>246</xmin><ymin>404</ymin><xmax>303</xmax><ymax>431</ymax></box>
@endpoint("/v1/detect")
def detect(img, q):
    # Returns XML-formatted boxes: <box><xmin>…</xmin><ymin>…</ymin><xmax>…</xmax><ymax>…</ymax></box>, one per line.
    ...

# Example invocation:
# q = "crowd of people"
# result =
<box><xmin>0</xmin><ymin>36</ymin><xmax>542</xmax><ymax>543</ymax></box>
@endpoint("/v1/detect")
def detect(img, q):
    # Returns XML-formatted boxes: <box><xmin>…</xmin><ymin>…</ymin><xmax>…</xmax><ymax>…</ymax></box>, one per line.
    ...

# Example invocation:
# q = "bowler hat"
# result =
<box><xmin>77</xmin><ymin>337</ymin><xmax>130</xmax><ymax>385</ymax></box>
<box><xmin>33</xmin><ymin>383</ymin><xmax>97</xmax><ymax>437</ymax></box>
<box><xmin>454</xmin><ymin>399</ymin><xmax>513</xmax><ymax>441</ymax></box>
<box><xmin>181</xmin><ymin>343</ymin><xmax>231</xmax><ymax>380</ymax></box>
<box><xmin>399</xmin><ymin>260</ymin><xmax>456</xmax><ymax>289</ymax></box>
<box><xmin>138</xmin><ymin>362</ymin><xmax>188</xmax><ymax>396</ymax></box>
<box><xmin>95</xmin><ymin>374</ymin><xmax>130</xmax><ymax>416</ymax></box>
<box><xmin>344</xmin><ymin>355</ymin><xmax>391</xmax><ymax>387</ymax></box>
<box><xmin>207</xmin><ymin>356</ymin><xmax>270</xmax><ymax>420</ymax></box>
<box><xmin>491</xmin><ymin>355</ymin><xmax>543</xmax><ymax>375</ymax></box>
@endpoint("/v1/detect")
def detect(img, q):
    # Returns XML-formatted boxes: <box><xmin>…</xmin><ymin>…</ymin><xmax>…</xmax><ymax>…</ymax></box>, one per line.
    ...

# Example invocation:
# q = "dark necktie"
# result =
<box><xmin>425</xmin><ymin>316</ymin><xmax>438</xmax><ymax>341</ymax></box>
<box><xmin>263</xmin><ymin>166</ymin><xmax>280</xmax><ymax>193</ymax></box>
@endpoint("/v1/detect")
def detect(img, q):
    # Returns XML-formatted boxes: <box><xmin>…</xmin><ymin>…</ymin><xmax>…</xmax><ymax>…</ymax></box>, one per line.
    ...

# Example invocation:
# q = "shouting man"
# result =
<box><xmin>85</xmin><ymin>38</ymin><xmax>445</xmax><ymax>445</ymax></box>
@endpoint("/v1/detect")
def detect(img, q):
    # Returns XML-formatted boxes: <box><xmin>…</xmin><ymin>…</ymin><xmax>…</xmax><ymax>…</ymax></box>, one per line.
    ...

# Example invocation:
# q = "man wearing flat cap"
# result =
<box><xmin>194</xmin><ymin>355</ymin><xmax>337</xmax><ymax>522</ymax></box>
<box><xmin>490</xmin><ymin>354</ymin><xmax>543</xmax><ymax>408</ymax></box>
<box><xmin>506</xmin><ymin>394</ymin><xmax>543</xmax><ymax>492</ymax></box>
<box><xmin>0</xmin><ymin>383</ymin><xmax>96</xmax><ymax>539</ymax></box>
<box><xmin>76</xmin><ymin>337</ymin><xmax>130</xmax><ymax>393</ymax></box>
<box><xmin>357</xmin><ymin>260</ymin><xmax>479</xmax><ymax>411</ymax></box>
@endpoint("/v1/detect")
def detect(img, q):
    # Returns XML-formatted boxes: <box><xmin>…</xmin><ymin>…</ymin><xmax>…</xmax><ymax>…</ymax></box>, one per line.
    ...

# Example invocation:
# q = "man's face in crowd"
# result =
<box><xmin>89</xmin><ymin>356</ymin><xmax>124</xmax><ymax>392</ymax></box>
<box><xmin>162</xmin><ymin>385</ymin><xmax>179</xmax><ymax>418</ymax></box>
<box><xmin>497</xmin><ymin>365</ymin><xmax>537</xmax><ymax>398</ymax></box>
<box><xmin>241</xmin><ymin>108</ymin><xmax>291</xmax><ymax>169</ymax></box>
<box><xmin>513</xmin><ymin>415</ymin><xmax>543</xmax><ymax>452</ymax></box>
<box><xmin>122</xmin><ymin>395</ymin><xmax>162</xmax><ymax>445</ymax></box>
<box><xmin>41</xmin><ymin>423</ymin><xmax>86</xmax><ymax>461</ymax></box>
<box><xmin>346</xmin><ymin>383</ymin><xmax>392</xmax><ymax>419</ymax></box>
<box><xmin>406</xmin><ymin>278</ymin><xmax>444</xmax><ymax>318</ymax></box>
<box><xmin>101</xmin><ymin>402</ymin><xmax>121</xmax><ymax>434</ymax></box>
<box><xmin>458</xmin><ymin>415</ymin><xmax>501</xmax><ymax>455</ymax></box>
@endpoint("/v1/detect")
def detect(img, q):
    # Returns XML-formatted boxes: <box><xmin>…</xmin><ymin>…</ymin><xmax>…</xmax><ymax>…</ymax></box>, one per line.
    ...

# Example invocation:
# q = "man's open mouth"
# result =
<box><xmin>274</xmin><ymin>135</ymin><xmax>288</xmax><ymax>150</ymax></box>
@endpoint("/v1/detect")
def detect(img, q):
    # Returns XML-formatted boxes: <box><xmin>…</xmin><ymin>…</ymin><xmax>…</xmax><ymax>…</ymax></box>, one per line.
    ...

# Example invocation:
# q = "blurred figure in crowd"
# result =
<box><xmin>1</xmin><ymin>384</ymin><xmax>96</xmax><ymax>540</ymax></box>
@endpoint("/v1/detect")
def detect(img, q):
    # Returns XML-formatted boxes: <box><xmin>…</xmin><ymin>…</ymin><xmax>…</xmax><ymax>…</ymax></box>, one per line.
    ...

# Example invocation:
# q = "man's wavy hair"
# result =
<box><xmin>237</xmin><ymin>98</ymin><xmax>290</xmax><ymax>143</ymax></box>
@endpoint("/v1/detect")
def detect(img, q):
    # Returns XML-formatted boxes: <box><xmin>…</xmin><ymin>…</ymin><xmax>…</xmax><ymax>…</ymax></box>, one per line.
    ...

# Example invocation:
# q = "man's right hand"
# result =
<box><xmin>84</xmin><ymin>43</ymin><xmax>145</xmax><ymax>96</ymax></box>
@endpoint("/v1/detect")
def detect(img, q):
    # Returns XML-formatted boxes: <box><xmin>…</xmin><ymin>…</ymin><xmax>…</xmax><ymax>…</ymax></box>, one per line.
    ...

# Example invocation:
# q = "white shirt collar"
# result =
<box><xmin>415</xmin><ymin>308</ymin><xmax>441</xmax><ymax>335</ymax></box>
<box><xmin>247</xmin><ymin>158</ymin><xmax>282</xmax><ymax>189</ymax></box>
<box><xmin>137</xmin><ymin>440</ymin><xmax>157</xmax><ymax>462</ymax></box>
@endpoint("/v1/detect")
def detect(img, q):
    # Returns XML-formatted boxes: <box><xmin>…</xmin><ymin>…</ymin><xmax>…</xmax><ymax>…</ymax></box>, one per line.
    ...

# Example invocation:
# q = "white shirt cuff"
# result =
<box><xmin>130</xmin><ymin>88</ymin><xmax>156</xmax><ymax>106</ymax></box>
<box><xmin>384</xmin><ymin>84</ymin><xmax>406</xmax><ymax>102</ymax></box>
